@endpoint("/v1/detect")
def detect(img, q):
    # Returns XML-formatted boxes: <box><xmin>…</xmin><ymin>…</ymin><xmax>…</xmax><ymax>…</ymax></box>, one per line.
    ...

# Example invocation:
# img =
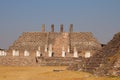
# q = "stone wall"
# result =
<box><xmin>0</xmin><ymin>56</ymin><xmax>36</xmax><ymax>66</ymax></box>
<box><xmin>36</xmin><ymin>57</ymin><xmax>83</xmax><ymax>66</ymax></box>
<box><xmin>8</xmin><ymin>32</ymin><xmax>101</xmax><ymax>57</ymax></box>
<box><xmin>9</xmin><ymin>32</ymin><xmax>47</xmax><ymax>53</ymax></box>
<box><xmin>4</xmin><ymin>27</ymin><xmax>102</xmax><ymax>66</ymax></box>
<box><xmin>68</xmin><ymin>32</ymin><xmax>120</xmax><ymax>76</ymax></box>
<box><xmin>89</xmin><ymin>32</ymin><xmax>120</xmax><ymax>76</ymax></box>
<box><xmin>48</xmin><ymin>32</ymin><xmax>64</xmax><ymax>56</ymax></box>
<box><xmin>49</xmin><ymin>32</ymin><xmax>69</xmax><ymax>57</ymax></box>
<box><xmin>0</xmin><ymin>56</ymin><xmax>84</xmax><ymax>66</ymax></box>
<box><xmin>70</xmin><ymin>32</ymin><xmax>101</xmax><ymax>57</ymax></box>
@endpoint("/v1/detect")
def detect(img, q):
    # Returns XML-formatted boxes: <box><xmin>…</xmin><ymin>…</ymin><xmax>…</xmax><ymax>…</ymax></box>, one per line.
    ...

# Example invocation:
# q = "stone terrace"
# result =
<box><xmin>8</xmin><ymin>24</ymin><xmax>101</xmax><ymax>58</ymax></box>
<box><xmin>0</xmin><ymin>24</ymin><xmax>102</xmax><ymax>66</ymax></box>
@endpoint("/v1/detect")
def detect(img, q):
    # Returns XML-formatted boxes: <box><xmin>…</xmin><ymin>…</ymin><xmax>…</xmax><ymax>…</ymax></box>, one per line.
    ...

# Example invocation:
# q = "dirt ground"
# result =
<box><xmin>0</xmin><ymin>66</ymin><xmax>119</xmax><ymax>80</ymax></box>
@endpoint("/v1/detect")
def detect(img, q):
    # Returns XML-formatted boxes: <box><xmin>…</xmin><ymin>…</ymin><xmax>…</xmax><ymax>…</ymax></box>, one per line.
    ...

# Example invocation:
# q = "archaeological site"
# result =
<box><xmin>0</xmin><ymin>24</ymin><xmax>119</xmax><ymax>76</ymax></box>
<box><xmin>68</xmin><ymin>32</ymin><xmax>120</xmax><ymax>76</ymax></box>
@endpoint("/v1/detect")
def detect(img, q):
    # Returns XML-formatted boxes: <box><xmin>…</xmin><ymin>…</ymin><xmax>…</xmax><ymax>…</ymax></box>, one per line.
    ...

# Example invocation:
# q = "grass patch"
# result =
<box><xmin>0</xmin><ymin>66</ymin><xmax>119</xmax><ymax>80</ymax></box>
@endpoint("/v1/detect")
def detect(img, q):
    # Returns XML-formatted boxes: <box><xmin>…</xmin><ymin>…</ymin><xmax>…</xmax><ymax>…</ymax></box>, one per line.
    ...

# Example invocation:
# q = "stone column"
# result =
<box><xmin>60</xmin><ymin>24</ymin><xmax>63</xmax><ymax>32</ymax></box>
<box><xmin>36</xmin><ymin>46</ymin><xmax>41</xmax><ymax>57</ymax></box>
<box><xmin>67</xmin><ymin>46</ymin><xmax>70</xmax><ymax>53</ymax></box>
<box><xmin>73</xmin><ymin>47</ymin><xmax>78</xmax><ymax>57</ymax></box>
<box><xmin>4</xmin><ymin>51</ymin><xmax>7</xmax><ymax>56</ymax></box>
<box><xmin>12</xmin><ymin>50</ymin><xmax>15</xmax><ymax>56</ymax></box>
<box><xmin>36</xmin><ymin>50</ymin><xmax>41</xmax><ymax>57</ymax></box>
<box><xmin>0</xmin><ymin>50</ymin><xmax>7</xmax><ymax>56</ymax></box>
<box><xmin>12</xmin><ymin>50</ymin><xmax>19</xmax><ymax>56</ymax></box>
<box><xmin>51</xmin><ymin>24</ymin><xmax>54</xmax><ymax>32</ymax></box>
<box><xmin>45</xmin><ymin>44</ymin><xmax>48</xmax><ymax>52</ymax></box>
<box><xmin>85</xmin><ymin>51</ymin><xmax>91</xmax><ymax>58</ymax></box>
<box><xmin>48</xmin><ymin>44</ymin><xmax>53</xmax><ymax>57</ymax></box>
<box><xmin>41</xmin><ymin>24</ymin><xmax>45</xmax><ymax>32</ymax></box>
<box><xmin>12</xmin><ymin>49</ymin><xmax>19</xmax><ymax>56</ymax></box>
<box><xmin>62</xmin><ymin>46</ymin><xmax>66</xmax><ymax>57</ymax></box>
<box><xmin>16</xmin><ymin>50</ymin><xmax>19</xmax><ymax>56</ymax></box>
<box><xmin>69</xmin><ymin>24</ymin><xmax>73</xmax><ymax>32</ymax></box>
<box><xmin>24</xmin><ymin>50</ymin><xmax>29</xmax><ymax>57</ymax></box>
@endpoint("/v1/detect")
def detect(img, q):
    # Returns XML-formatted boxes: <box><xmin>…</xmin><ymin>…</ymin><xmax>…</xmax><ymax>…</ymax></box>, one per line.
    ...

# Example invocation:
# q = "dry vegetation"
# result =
<box><xmin>0</xmin><ymin>66</ymin><xmax>119</xmax><ymax>80</ymax></box>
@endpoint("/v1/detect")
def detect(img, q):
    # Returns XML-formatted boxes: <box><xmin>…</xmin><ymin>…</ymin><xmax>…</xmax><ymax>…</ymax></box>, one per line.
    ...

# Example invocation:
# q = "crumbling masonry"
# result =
<box><xmin>0</xmin><ymin>24</ymin><xmax>101</xmax><ymax>66</ymax></box>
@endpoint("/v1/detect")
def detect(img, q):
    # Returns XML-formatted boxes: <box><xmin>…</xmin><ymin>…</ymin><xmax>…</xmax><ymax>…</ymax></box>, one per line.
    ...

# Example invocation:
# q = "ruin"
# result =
<box><xmin>0</xmin><ymin>24</ymin><xmax>101</xmax><ymax>66</ymax></box>
<box><xmin>68</xmin><ymin>32</ymin><xmax>120</xmax><ymax>76</ymax></box>
<box><xmin>0</xmin><ymin>24</ymin><xmax>119</xmax><ymax>76</ymax></box>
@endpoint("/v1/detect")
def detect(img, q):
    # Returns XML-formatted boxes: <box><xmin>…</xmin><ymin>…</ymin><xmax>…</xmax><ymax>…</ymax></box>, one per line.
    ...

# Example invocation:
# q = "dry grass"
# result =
<box><xmin>0</xmin><ymin>66</ymin><xmax>119</xmax><ymax>80</ymax></box>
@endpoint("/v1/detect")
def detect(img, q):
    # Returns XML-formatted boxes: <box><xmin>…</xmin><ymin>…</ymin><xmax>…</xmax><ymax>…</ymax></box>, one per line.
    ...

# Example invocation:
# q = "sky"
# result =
<box><xmin>0</xmin><ymin>0</ymin><xmax>120</xmax><ymax>49</ymax></box>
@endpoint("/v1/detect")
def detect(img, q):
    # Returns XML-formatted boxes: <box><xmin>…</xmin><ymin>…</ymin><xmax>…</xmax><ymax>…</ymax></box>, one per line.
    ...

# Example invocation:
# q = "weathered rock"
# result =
<box><xmin>0</xmin><ymin>56</ymin><xmax>36</xmax><ymax>66</ymax></box>
<box><xmin>68</xmin><ymin>32</ymin><xmax>120</xmax><ymax>77</ymax></box>
<box><xmin>8</xmin><ymin>32</ymin><xmax>101</xmax><ymax>57</ymax></box>
<box><xmin>85</xmin><ymin>32</ymin><xmax>120</xmax><ymax>76</ymax></box>
<box><xmin>0</xmin><ymin>25</ymin><xmax>102</xmax><ymax>67</ymax></box>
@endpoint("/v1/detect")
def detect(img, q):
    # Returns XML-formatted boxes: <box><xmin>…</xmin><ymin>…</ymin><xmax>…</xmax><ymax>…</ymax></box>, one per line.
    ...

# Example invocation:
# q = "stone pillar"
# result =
<box><xmin>48</xmin><ymin>44</ymin><xmax>53</xmax><ymax>57</ymax></box>
<box><xmin>4</xmin><ymin>51</ymin><xmax>7</xmax><ymax>56</ymax></box>
<box><xmin>24</xmin><ymin>50</ymin><xmax>29</xmax><ymax>57</ymax></box>
<box><xmin>62</xmin><ymin>46</ymin><xmax>66</xmax><ymax>57</ymax></box>
<box><xmin>73</xmin><ymin>47</ymin><xmax>78</xmax><ymax>57</ymax></box>
<box><xmin>16</xmin><ymin>50</ymin><xmax>19</xmax><ymax>56</ymax></box>
<box><xmin>12</xmin><ymin>50</ymin><xmax>15</xmax><ymax>56</ymax></box>
<box><xmin>85</xmin><ymin>51</ymin><xmax>91</xmax><ymax>58</ymax></box>
<box><xmin>41</xmin><ymin>24</ymin><xmax>45</xmax><ymax>32</ymax></box>
<box><xmin>36</xmin><ymin>50</ymin><xmax>41</xmax><ymax>57</ymax></box>
<box><xmin>36</xmin><ymin>46</ymin><xmax>41</xmax><ymax>57</ymax></box>
<box><xmin>49</xmin><ymin>44</ymin><xmax>52</xmax><ymax>51</ymax></box>
<box><xmin>51</xmin><ymin>24</ymin><xmax>54</xmax><ymax>32</ymax></box>
<box><xmin>45</xmin><ymin>44</ymin><xmax>48</xmax><ymax>52</ymax></box>
<box><xmin>60</xmin><ymin>24</ymin><xmax>63</xmax><ymax>32</ymax></box>
<box><xmin>69</xmin><ymin>24</ymin><xmax>73</xmax><ymax>32</ymax></box>
<box><xmin>0</xmin><ymin>50</ymin><xmax>7</xmax><ymax>56</ymax></box>
<box><xmin>67</xmin><ymin>46</ymin><xmax>70</xmax><ymax>53</ymax></box>
<box><xmin>12</xmin><ymin>49</ymin><xmax>19</xmax><ymax>56</ymax></box>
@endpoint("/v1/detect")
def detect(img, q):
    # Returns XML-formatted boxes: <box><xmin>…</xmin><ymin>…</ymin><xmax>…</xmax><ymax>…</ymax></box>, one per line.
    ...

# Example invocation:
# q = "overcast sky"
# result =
<box><xmin>0</xmin><ymin>0</ymin><xmax>120</xmax><ymax>49</ymax></box>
